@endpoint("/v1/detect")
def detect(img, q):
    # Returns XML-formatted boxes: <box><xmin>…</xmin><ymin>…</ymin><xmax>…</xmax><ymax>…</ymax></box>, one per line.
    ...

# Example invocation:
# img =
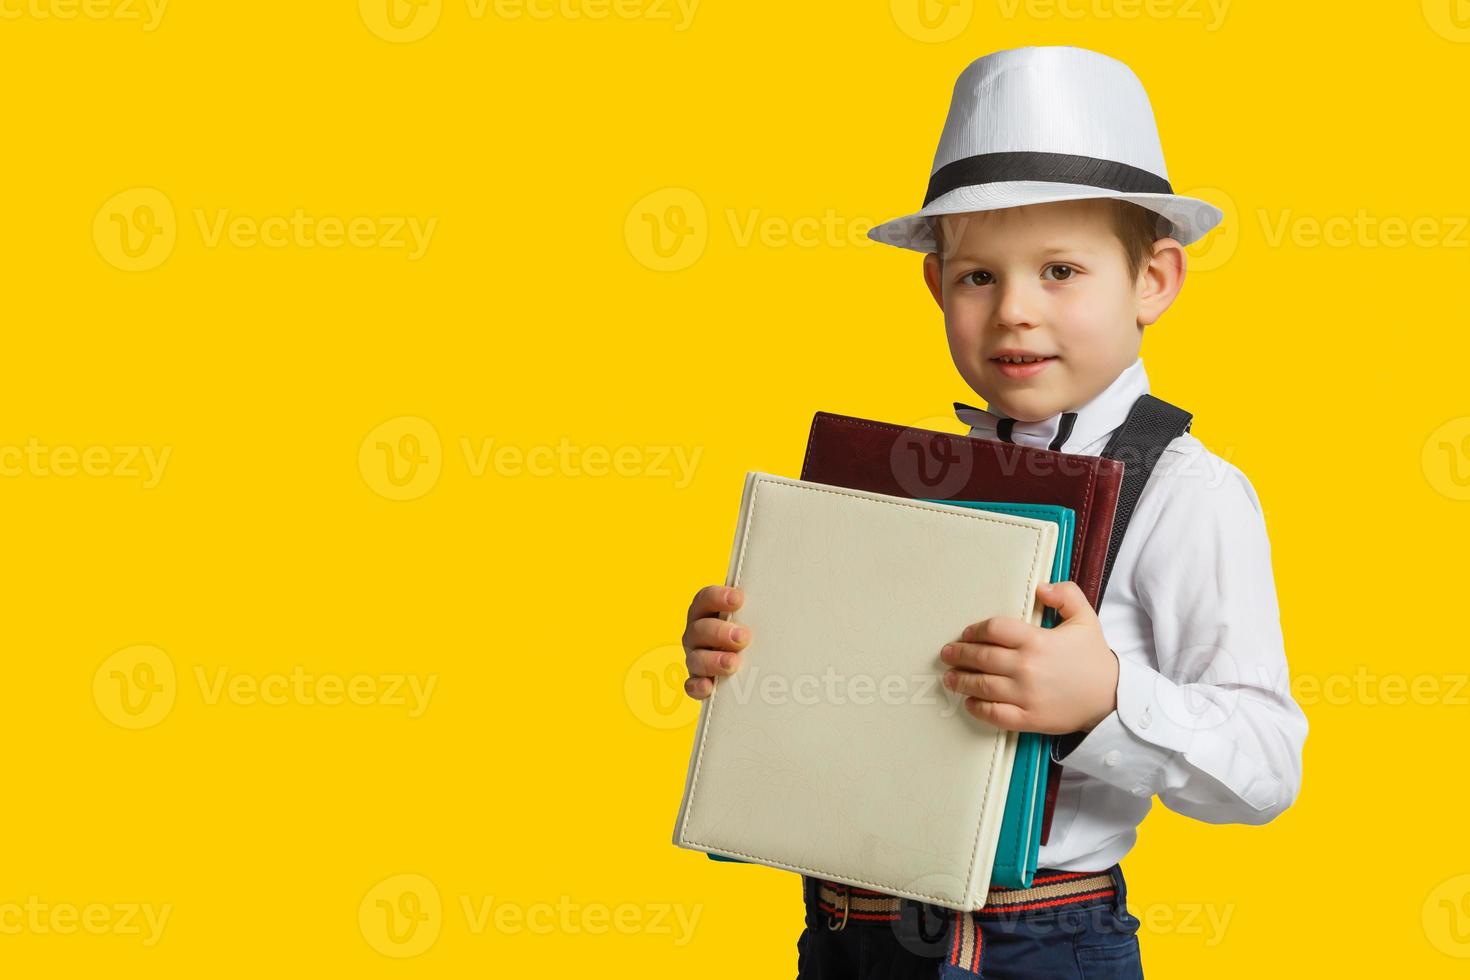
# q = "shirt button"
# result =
<box><xmin>1138</xmin><ymin>707</ymin><xmax>1152</xmax><ymax>730</ymax></box>
<box><xmin>1103</xmin><ymin>750</ymin><xmax>1121</xmax><ymax>767</ymax></box>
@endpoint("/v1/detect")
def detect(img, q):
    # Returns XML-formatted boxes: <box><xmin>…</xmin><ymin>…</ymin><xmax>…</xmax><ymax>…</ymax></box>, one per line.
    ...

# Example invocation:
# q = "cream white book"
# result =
<box><xmin>671</xmin><ymin>472</ymin><xmax>1059</xmax><ymax>911</ymax></box>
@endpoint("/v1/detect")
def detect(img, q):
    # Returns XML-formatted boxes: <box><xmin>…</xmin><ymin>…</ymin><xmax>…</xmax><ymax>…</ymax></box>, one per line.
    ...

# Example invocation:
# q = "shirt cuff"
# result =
<box><xmin>1049</xmin><ymin>655</ymin><xmax>1177</xmax><ymax>798</ymax></box>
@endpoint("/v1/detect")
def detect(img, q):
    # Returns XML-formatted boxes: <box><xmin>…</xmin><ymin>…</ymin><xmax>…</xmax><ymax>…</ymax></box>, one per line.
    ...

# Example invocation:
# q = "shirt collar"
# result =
<box><xmin>953</xmin><ymin>357</ymin><xmax>1150</xmax><ymax>456</ymax></box>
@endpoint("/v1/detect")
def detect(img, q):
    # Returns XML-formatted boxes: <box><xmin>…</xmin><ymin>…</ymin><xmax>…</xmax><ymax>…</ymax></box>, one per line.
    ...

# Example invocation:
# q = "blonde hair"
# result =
<box><xmin>932</xmin><ymin>199</ymin><xmax>1169</xmax><ymax>284</ymax></box>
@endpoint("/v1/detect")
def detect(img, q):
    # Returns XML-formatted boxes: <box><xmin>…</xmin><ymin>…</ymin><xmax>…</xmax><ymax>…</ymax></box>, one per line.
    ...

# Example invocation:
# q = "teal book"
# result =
<box><xmin>706</xmin><ymin>501</ymin><xmax>1076</xmax><ymax>889</ymax></box>
<box><xmin>925</xmin><ymin>500</ymin><xmax>1075</xmax><ymax>890</ymax></box>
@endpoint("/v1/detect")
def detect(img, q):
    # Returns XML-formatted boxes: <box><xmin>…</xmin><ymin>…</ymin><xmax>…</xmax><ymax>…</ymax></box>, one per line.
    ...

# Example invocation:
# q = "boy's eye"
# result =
<box><xmin>961</xmin><ymin>265</ymin><xmax>1074</xmax><ymax>286</ymax></box>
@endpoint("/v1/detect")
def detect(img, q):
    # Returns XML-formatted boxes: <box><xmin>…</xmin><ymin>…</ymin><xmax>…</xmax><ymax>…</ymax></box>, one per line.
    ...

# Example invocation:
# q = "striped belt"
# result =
<box><xmin>816</xmin><ymin>870</ymin><xmax>1118</xmax><ymax>930</ymax></box>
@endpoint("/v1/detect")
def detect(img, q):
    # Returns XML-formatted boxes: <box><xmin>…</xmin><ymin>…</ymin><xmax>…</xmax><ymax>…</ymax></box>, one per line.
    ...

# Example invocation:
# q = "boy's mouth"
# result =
<box><xmin>990</xmin><ymin>352</ymin><xmax>1058</xmax><ymax>380</ymax></box>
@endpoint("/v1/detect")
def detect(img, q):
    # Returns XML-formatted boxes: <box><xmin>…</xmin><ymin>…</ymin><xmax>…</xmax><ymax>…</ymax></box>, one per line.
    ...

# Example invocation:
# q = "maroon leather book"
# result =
<box><xmin>800</xmin><ymin>411</ymin><xmax>1125</xmax><ymax>845</ymax></box>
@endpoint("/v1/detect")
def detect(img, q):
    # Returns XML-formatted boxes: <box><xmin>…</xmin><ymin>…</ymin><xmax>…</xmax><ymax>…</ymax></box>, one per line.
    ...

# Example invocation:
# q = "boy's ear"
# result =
<box><xmin>922</xmin><ymin>252</ymin><xmax>945</xmax><ymax>309</ymax></box>
<box><xmin>1137</xmin><ymin>238</ymin><xmax>1187</xmax><ymax>328</ymax></box>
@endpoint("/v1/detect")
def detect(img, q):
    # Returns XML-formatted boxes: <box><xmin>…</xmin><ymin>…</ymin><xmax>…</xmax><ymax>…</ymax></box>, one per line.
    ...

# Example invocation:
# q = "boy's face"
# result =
<box><xmin>922</xmin><ymin>199</ymin><xmax>1185</xmax><ymax>423</ymax></box>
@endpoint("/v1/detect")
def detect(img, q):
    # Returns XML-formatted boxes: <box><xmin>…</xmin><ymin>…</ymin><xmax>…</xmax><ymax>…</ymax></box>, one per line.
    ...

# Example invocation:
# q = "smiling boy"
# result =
<box><xmin>680</xmin><ymin>46</ymin><xmax>1307</xmax><ymax>978</ymax></box>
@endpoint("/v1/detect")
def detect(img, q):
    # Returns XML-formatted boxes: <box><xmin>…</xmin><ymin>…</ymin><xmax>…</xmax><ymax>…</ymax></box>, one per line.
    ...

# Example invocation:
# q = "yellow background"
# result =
<box><xmin>2</xmin><ymin>1</ymin><xmax>1468</xmax><ymax>975</ymax></box>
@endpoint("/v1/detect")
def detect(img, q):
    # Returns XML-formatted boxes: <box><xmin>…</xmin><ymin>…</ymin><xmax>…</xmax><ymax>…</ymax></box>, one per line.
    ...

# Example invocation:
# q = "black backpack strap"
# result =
<box><xmin>1094</xmin><ymin>393</ymin><xmax>1193</xmax><ymax>606</ymax></box>
<box><xmin>1051</xmin><ymin>393</ymin><xmax>1191</xmax><ymax>764</ymax></box>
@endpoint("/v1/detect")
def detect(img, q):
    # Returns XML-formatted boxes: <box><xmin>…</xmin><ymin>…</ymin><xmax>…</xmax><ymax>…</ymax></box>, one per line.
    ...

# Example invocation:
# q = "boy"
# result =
<box><xmin>680</xmin><ymin>46</ymin><xmax>1307</xmax><ymax>978</ymax></box>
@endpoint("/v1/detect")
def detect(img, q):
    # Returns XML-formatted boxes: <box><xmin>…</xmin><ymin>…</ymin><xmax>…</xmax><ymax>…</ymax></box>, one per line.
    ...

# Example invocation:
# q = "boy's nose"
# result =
<box><xmin>994</xmin><ymin>281</ymin><xmax>1042</xmax><ymax>330</ymax></box>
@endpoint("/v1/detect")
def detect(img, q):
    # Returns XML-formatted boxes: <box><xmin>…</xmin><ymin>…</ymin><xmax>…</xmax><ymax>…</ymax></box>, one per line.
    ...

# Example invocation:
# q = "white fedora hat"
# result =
<box><xmin>868</xmin><ymin>46</ymin><xmax>1223</xmax><ymax>252</ymax></box>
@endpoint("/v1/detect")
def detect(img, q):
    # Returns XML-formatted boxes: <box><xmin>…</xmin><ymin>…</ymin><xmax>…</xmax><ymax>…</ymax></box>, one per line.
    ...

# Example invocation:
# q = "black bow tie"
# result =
<box><xmin>953</xmin><ymin>401</ymin><xmax>1081</xmax><ymax>452</ymax></box>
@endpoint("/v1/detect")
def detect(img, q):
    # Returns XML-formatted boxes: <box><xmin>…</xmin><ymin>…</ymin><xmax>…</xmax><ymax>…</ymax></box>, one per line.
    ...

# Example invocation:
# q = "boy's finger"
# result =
<box><xmin>1038</xmin><ymin>580</ymin><xmax>1096</xmax><ymax>624</ymax></box>
<box><xmin>686</xmin><ymin>648</ymin><xmax>741</xmax><ymax>679</ymax></box>
<box><xmin>961</xmin><ymin>615</ymin><xmax>1030</xmax><ymax>648</ymax></box>
<box><xmin>939</xmin><ymin>641</ymin><xmax>1019</xmax><ymax>676</ymax></box>
<box><xmin>964</xmin><ymin>697</ymin><xmax>1027</xmax><ymax>731</ymax></box>
<box><xmin>686</xmin><ymin>584</ymin><xmax>743</xmax><ymax>626</ymax></box>
<box><xmin>682</xmin><ymin>616</ymin><xmax>750</xmax><ymax>655</ymax></box>
<box><xmin>684</xmin><ymin>675</ymin><xmax>715</xmax><ymax>700</ymax></box>
<box><xmin>944</xmin><ymin>669</ymin><xmax>1022</xmax><ymax>705</ymax></box>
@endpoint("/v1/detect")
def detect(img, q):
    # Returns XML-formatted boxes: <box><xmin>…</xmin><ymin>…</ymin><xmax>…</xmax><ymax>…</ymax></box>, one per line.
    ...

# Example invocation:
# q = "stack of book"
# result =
<box><xmin>670</xmin><ymin>413</ymin><xmax>1124</xmax><ymax>911</ymax></box>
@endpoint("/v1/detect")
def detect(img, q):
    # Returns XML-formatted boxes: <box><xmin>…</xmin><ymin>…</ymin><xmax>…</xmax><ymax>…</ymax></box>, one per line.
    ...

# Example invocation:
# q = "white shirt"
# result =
<box><xmin>957</xmin><ymin>357</ymin><xmax>1309</xmax><ymax>871</ymax></box>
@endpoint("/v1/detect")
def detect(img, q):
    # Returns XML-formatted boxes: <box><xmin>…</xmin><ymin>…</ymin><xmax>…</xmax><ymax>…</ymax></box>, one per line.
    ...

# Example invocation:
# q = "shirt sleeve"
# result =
<box><xmin>1052</xmin><ymin>449</ymin><xmax>1309</xmax><ymax>825</ymax></box>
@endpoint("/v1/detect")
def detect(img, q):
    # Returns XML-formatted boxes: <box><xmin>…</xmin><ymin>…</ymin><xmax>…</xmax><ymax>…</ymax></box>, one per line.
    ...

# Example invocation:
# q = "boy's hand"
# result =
<box><xmin>939</xmin><ymin>580</ymin><xmax>1119</xmax><ymax>735</ymax></box>
<box><xmin>680</xmin><ymin>585</ymin><xmax>750</xmax><ymax>700</ymax></box>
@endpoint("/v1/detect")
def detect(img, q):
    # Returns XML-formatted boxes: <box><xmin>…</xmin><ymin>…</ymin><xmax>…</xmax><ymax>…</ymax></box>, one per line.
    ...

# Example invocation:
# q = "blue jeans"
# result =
<box><xmin>795</xmin><ymin>865</ymin><xmax>1144</xmax><ymax>979</ymax></box>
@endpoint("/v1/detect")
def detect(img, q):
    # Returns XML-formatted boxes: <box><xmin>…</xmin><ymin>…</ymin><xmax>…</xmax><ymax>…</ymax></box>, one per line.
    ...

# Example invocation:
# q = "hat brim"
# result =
<box><xmin>867</xmin><ymin>182</ymin><xmax>1224</xmax><ymax>252</ymax></box>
